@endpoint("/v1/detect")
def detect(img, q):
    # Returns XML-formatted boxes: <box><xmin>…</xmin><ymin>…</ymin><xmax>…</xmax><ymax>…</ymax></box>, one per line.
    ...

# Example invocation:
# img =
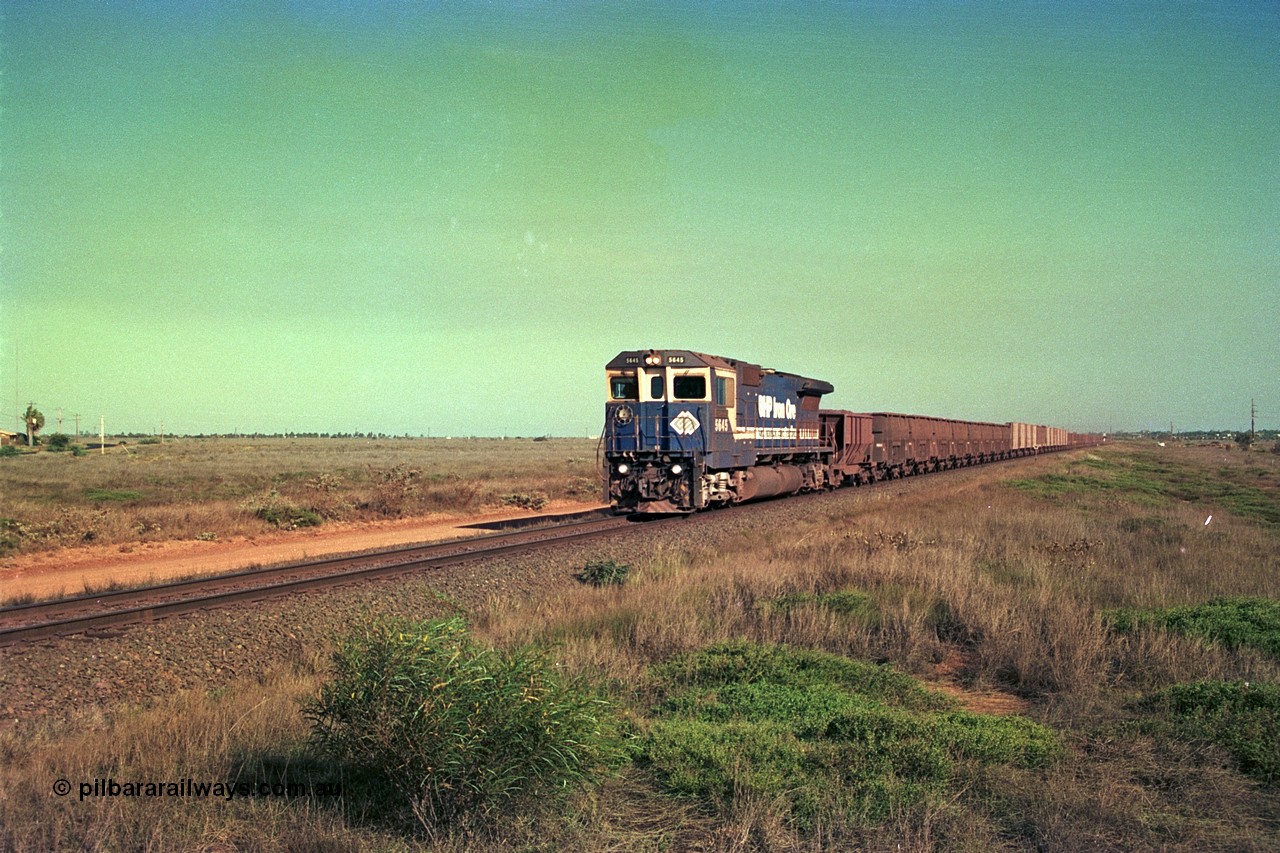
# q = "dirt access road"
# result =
<box><xmin>0</xmin><ymin>501</ymin><xmax>606</xmax><ymax>601</ymax></box>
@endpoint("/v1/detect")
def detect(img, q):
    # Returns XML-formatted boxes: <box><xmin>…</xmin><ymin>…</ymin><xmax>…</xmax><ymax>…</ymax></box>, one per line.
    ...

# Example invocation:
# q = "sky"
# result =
<box><xmin>2</xmin><ymin>1</ymin><xmax>1277</xmax><ymax>437</ymax></box>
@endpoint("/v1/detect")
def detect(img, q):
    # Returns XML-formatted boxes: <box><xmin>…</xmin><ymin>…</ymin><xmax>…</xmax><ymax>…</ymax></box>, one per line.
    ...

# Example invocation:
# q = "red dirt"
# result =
<box><xmin>929</xmin><ymin>647</ymin><xmax>1031</xmax><ymax>716</ymax></box>
<box><xmin>0</xmin><ymin>501</ymin><xmax>606</xmax><ymax>601</ymax></box>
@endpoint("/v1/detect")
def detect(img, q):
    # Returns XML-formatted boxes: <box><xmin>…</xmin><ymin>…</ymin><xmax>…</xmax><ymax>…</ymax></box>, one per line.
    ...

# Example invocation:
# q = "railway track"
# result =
<box><xmin>0</xmin><ymin>450</ymin><xmax>1072</xmax><ymax>649</ymax></box>
<box><xmin>0</xmin><ymin>510</ymin><xmax>639</xmax><ymax>647</ymax></box>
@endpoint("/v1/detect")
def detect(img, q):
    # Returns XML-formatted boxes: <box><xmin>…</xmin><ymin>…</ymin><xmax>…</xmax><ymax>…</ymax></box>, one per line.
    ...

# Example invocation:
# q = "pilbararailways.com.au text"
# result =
<box><xmin>55</xmin><ymin>778</ymin><xmax>342</xmax><ymax>802</ymax></box>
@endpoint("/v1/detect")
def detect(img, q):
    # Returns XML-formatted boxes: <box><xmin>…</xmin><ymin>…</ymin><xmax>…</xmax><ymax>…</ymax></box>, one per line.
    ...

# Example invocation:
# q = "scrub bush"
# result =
<box><xmin>501</xmin><ymin>492</ymin><xmax>549</xmax><ymax>510</ymax></box>
<box><xmin>578</xmin><ymin>559</ymin><xmax>630</xmax><ymax>586</ymax></box>
<box><xmin>306</xmin><ymin>617</ymin><xmax>618</xmax><ymax>830</ymax></box>
<box><xmin>241</xmin><ymin>489</ymin><xmax>321</xmax><ymax>529</ymax></box>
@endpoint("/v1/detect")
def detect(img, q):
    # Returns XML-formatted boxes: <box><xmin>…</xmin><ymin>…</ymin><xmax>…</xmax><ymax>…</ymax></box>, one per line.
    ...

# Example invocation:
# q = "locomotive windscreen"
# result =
<box><xmin>673</xmin><ymin>374</ymin><xmax>707</xmax><ymax>399</ymax></box>
<box><xmin>610</xmin><ymin>375</ymin><xmax>637</xmax><ymax>400</ymax></box>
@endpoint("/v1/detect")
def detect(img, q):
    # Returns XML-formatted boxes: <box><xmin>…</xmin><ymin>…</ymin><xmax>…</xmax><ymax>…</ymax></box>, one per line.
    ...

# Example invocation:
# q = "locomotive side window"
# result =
<box><xmin>610</xmin><ymin>374</ymin><xmax>637</xmax><ymax>400</ymax></box>
<box><xmin>672</xmin><ymin>374</ymin><xmax>707</xmax><ymax>400</ymax></box>
<box><xmin>714</xmin><ymin>376</ymin><xmax>735</xmax><ymax>406</ymax></box>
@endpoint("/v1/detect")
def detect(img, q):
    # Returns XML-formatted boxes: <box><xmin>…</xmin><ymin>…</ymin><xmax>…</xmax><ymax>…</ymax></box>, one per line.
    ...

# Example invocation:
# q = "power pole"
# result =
<box><xmin>1251</xmin><ymin>398</ymin><xmax>1256</xmax><ymax>443</ymax></box>
<box><xmin>73</xmin><ymin>413</ymin><xmax>81</xmax><ymax>437</ymax></box>
<box><xmin>57</xmin><ymin>408</ymin><xmax>63</xmax><ymax>432</ymax></box>
<box><xmin>100</xmin><ymin>415</ymin><xmax>105</xmax><ymax>455</ymax></box>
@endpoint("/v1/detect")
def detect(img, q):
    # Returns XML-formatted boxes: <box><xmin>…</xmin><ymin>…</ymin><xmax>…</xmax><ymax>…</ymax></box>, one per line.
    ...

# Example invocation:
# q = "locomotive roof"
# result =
<box><xmin>607</xmin><ymin>349</ymin><xmax>834</xmax><ymax>395</ymax></box>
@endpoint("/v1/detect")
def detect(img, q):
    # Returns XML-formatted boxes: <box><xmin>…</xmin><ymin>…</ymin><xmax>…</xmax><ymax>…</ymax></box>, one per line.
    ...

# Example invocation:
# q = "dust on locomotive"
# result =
<box><xmin>603</xmin><ymin>349</ymin><xmax>1102</xmax><ymax>514</ymax></box>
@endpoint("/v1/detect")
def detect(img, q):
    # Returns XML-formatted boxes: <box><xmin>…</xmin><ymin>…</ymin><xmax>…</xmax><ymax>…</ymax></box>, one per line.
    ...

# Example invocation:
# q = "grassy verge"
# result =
<box><xmin>1008</xmin><ymin>447</ymin><xmax>1280</xmax><ymax>526</ymax></box>
<box><xmin>0</xmin><ymin>437</ymin><xmax>601</xmax><ymax>555</ymax></box>
<box><xmin>3</xmin><ymin>442</ymin><xmax>1279</xmax><ymax>849</ymax></box>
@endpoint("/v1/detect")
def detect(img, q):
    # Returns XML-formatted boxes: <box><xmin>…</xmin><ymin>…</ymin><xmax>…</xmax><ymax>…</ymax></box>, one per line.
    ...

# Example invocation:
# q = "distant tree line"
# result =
<box><xmin>1119</xmin><ymin>430</ymin><xmax>1279</xmax><ymax>442</ymax></box>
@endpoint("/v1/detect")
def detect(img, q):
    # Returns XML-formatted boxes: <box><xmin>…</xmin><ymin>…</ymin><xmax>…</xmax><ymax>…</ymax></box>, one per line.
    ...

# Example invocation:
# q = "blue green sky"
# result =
<box><xmin>2</xmin><ymin>1</ymin><xmax>1276</xmax><ymax>436</ymax></box>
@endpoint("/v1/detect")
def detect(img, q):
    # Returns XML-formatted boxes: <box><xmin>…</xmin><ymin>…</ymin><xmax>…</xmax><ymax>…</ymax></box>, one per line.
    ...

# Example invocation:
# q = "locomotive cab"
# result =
<box><xmin>604</xmin><ymin>349</ymin><xmax>833</xmax><ymax>513</ymax></box>
<box><xmin>604</xmin><ymin>350</ymin><xmax>715</xmax><ymax>513</ymax></box>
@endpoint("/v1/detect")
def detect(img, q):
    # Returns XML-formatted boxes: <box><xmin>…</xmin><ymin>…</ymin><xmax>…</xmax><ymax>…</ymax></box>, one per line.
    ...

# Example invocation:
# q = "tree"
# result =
<box><xmin>1235</xmin><ymin>432</ymin><xmax>1253</xmax><ymax>451</ymax></box>
<box><xmin>23</xmin><ymin>404</ymin><xmax>44</xmax><ymax>446</ymax></box>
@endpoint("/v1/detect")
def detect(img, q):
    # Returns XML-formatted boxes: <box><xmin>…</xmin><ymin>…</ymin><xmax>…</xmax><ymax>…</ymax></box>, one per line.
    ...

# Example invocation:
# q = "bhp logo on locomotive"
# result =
<box><xmin>757</xmin><ymin>395</ymin><xmax>797</xmax><ymax>421</ymax></box>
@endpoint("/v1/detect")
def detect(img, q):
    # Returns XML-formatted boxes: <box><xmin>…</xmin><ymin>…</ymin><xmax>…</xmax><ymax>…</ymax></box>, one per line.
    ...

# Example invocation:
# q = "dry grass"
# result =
<box><xmin>0</xmin><ymin>662</ymin><xmax>390</xmax><ymax>852</ymax></box>
<box><xmin>3</xmin><ymin>442</ymin><xmax>1279</xmax><ymax>849</ymax></box>
<box><xmin>0</xmin><ymin>437</ymin><xmax>601</xmax><ymax>556</ymax></box>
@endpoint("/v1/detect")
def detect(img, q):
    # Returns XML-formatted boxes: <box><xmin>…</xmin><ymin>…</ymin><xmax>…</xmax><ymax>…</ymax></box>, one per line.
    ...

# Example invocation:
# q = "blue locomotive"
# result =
<box><xmin>603</xmin><ymin>349</ymin><xmax>1105</xmax><ymax>514</ymax></box>
<box><xmin>603</xmin><ymin>349</ymin><xmax>834</xmax><ymax>512</ymax></box>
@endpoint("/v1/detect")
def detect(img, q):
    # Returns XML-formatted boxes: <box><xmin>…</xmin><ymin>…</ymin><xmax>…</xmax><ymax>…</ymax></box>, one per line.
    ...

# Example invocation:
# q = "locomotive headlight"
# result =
<box><xmin>616</xmin><ymin>463</ymin><xmax>629</xmax><ymax>475</ymax></box>
<box><xmin>670</xmin><ymin>463</ymin><xmax>683</xmax><ymax>475</ymax></box>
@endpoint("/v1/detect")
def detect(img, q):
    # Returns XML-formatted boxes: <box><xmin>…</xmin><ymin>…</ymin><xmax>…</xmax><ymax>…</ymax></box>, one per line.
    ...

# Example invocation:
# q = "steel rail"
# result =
<box><xmin>0</xmin><ymin>447</ymin><xmax>1084</xmax><ymax>648</ymax></box>
<box><xmin>0</xmin><ymin>511</ymin><xmax>635</xmax><ymax>647</ymax></box>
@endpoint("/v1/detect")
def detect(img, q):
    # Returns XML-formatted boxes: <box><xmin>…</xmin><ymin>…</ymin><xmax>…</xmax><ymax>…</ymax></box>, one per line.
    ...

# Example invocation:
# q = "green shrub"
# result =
<box><xmin>1138</xmin><ymin>680</ymin><xmax>1280</xmax><ymax>784</ymax></box>
<box><xmin>0</xmin><ymin>445</ymin><xmax>21</xmax><ymax>458</ymax></box>
<box><xmin>241</xmin><ymin>489</ymin><xmax>321</xmax><ymax>529</ymax></box>
<box><xmin>578</xmin><ymin>559</ymin><xmax>630</xmax><ymax>586</ymax></box>
<box><xmin>501</xmin><ymin>492</ymin><xmax>549</xmax><ymax>511</ymax></box>
<box><xmin>306</xmin><ymin>617</ymin><xmax>618</xmax><ymax>829</ymax></box>
<box><xmin>45</xmin><ymin>434</ymin><xmax>70</xmax><ymax>451</ymax></box>
<box><xmin>0</xmin><ymin>519</ymin><xmax>22</xmax><ymax>553</ymax></box>
<box><xmin>1108</xmin><ymin>597</ymin><xmax>1280</xmax><ymax>660</ymax></box>
<box><xmin>639</xmin><ymin>642</ymin><xmax>1059</xmax><ymax>828</ymax></box>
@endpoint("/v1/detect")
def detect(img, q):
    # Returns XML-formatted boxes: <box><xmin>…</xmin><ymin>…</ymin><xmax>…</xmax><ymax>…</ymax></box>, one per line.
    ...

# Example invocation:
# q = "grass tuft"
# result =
<box><xmin>767</xmin><ymin>589</ymin><xmax>880</xmax><ymax>627</ymax></box>
<box><xmin>305</xmin><ymin>617</ymin><xmax>620</xmax><ymax>831</ymax></box>
<box><xmin>83</xmin><ymin>488</ymin><xmax>143</xmax><ymax>502</ymax></box>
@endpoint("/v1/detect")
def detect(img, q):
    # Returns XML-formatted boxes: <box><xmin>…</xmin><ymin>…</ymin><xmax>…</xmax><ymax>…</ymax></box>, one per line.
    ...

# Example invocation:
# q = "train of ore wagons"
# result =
<box><xmin>604</xmin><ymin>349</ymin><xmax>1104</xmax><ymax>513</ymax></box>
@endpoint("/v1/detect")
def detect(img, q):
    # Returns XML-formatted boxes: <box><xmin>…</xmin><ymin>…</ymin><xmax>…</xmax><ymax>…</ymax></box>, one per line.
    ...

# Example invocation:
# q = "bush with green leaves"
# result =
<box><xmin>578</xmin><ymin>558</ymin><xmax>630</xmax><ymax>586</ymax></box>
<box><xmin>306</xmin><ymin>617</ymin><xmax>618</xmax><ymax>829</ymax></box>
<box><xmin>240</xmin><ymin>489</ymin><xmax>321</xmax><ymax>529</ymax></box>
